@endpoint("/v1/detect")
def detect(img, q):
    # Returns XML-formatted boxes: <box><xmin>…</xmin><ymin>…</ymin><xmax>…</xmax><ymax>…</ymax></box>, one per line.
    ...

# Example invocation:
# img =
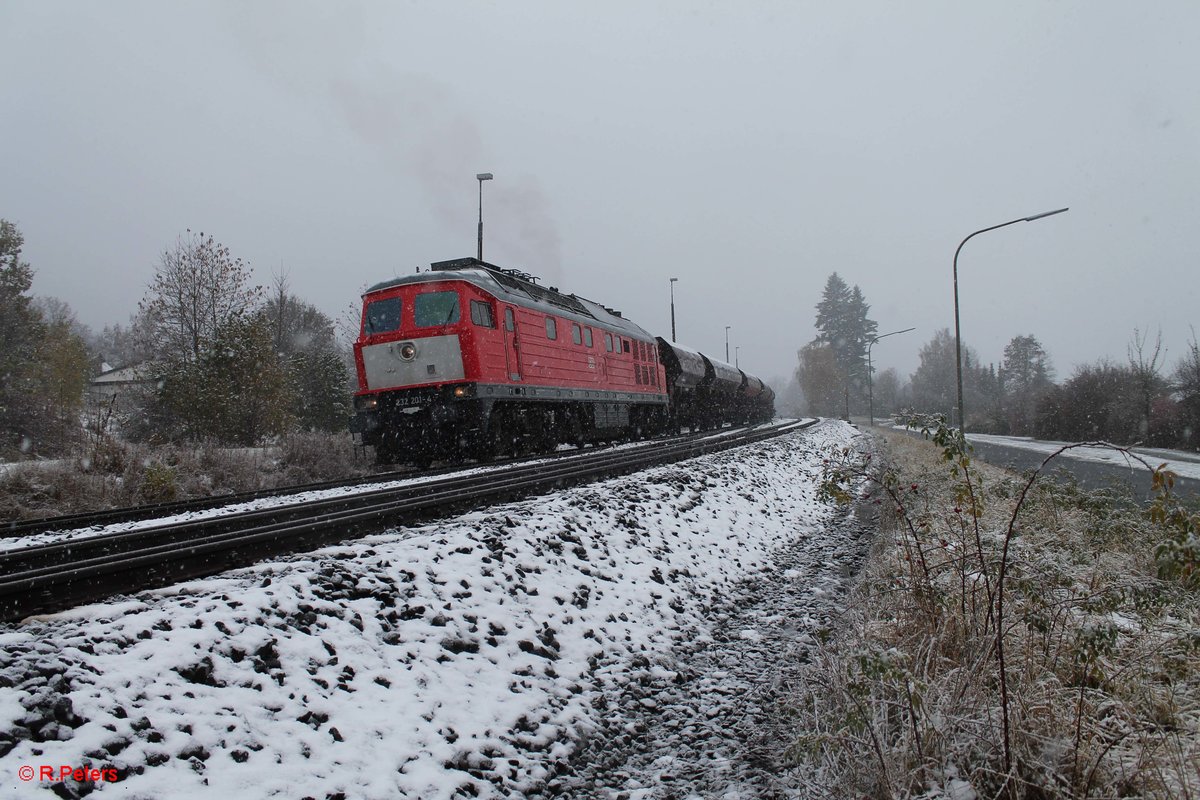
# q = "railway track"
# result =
<box><xmin>2</xmin><ymin>440</ymin><xmax>604</xmax><ymax>540</ymax></box>
<box><xmin>0</xmin><ymin>420</ymin><xmax>816</xmax><ymax>622</ymax></box>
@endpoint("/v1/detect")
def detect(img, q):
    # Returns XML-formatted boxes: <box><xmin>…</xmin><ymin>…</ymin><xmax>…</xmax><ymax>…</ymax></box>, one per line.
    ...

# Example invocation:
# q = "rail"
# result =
<box><xmin>0</xmin><ymin>420</ymin><xmax>816</xmax><ymax>622</ymax></box>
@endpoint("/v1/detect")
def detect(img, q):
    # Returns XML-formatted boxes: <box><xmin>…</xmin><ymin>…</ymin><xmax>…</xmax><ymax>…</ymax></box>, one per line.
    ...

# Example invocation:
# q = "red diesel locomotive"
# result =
<box><xmin>349</xmin><ymin>258</ymin><xmax>773</xmax><ymax>464</ymax></box>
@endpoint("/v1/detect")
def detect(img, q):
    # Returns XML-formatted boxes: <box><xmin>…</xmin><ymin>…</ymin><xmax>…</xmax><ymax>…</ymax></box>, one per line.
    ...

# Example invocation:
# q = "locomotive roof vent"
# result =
<box><xmin>430</xmin><ymin>256</ymin><xmax>599</xmax><ymax>320</ymax></box>
<box><xmin>431</xmin><ymin>257</ymin><xmax>540</xmax><ymax>285</ymax></box>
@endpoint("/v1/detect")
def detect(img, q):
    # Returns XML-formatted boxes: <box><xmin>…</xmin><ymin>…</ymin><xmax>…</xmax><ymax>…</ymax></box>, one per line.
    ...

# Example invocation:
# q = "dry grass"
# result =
<box><xmin>0</xmin><ymin>432</ymin><xmax>372</xmax><ymax>522</ymax></box>
<box><xmin>785</xmin><ymin>425</ymin><xmax>1200</xmax><ymax>799</ymax></box>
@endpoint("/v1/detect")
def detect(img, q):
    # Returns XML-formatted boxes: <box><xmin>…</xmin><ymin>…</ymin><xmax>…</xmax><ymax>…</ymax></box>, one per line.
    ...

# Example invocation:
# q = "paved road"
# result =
<box><xmin>882</xmin><ymin>426</ymin><xmax>1199</xmax><ymax>502</ymax></box>
<box><xmin>967</xmin><ymin>438</ymin><xmax>1200</xmax><ymax>501</ymax></box>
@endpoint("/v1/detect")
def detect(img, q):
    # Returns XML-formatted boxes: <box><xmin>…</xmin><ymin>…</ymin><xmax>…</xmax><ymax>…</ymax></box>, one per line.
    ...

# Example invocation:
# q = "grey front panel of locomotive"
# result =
<box><xmin>362</xmin><ymin>335</ymin><xmax>465</xmax><ymax>390</ymax></box>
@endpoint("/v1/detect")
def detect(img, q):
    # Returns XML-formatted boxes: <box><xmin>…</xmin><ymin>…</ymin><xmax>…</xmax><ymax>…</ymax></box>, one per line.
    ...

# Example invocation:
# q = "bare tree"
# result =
<box><xmin>1127</xmin><ymin>327</ymin><xmax>1167</xmax><ymax>437</ymax></box>
<box><xmin>1174</xmin><ymin>328</ymin><xmax>1200</xmax><ymax>449</ymax></box>
<box><xmin>138</xmin><ymin>230</ymin><xmax>260</xmax><ymax>364</ymax></box>
<box><xmin>796</xmin><ymin>342</ymin><xmax>845</xmax><ymax>417</ymax></box>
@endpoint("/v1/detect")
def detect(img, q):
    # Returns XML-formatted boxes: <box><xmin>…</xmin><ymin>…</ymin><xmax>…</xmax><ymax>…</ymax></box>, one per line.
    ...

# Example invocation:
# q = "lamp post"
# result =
<box><xmin>725</xmin><ymin>326</ymin><xmax>731</xmax><ymax>362</ymax></box>
<box><xmin>953</xmin><ymin>207</ymin><xmax>1067</xmax><ymax>430</ymax></box>
<box><xmin>669</xmin><ymin>278</ymin><xmax>678</xmax><ymax>341</ymax></box>
<box><xmin>735</xmin><ymin>346</ymin><xmax>740</xmax><ymax>368</ymax></box>
<box><xmin>476</xmin><ymin>172</ymin><xmax>493</xmax><ymax>261</ymax></box>
<box><xmin>867</xmin><ymin>327</ymin><xmax>915</xmax><ymax>426</ymax></box>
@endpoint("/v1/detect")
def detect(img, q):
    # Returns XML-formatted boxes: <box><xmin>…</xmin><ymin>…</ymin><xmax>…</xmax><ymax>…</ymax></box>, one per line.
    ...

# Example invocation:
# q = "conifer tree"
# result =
<box><xmin>808</xmin><ymin>273</ymin><xmax>877</xmax><ymax>412</ymax></box>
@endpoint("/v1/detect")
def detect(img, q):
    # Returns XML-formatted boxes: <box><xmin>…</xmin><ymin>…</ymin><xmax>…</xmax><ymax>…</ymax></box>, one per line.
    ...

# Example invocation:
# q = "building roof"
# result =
<box><xmin>91</xmin><ymin>363</ymin><xmax>151</xmax><ymax>385</ymax></box>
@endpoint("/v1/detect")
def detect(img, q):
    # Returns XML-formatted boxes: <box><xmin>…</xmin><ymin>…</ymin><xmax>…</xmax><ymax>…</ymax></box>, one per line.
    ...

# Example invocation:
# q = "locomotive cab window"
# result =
<box><xmin>584</xmin><ymin>327</ymin><xmax>593</xmax><ymax>348</ymax></box>
<box><xmin>364</xmin><ymin>297</ymin><xmax>401</xmax><ymax>334</ymax></box>
<box><xmin>545</xmin><ymin>316</ymin><xmax>557</xmax><ymax>340</ymax></box>
<box><xmin>504</xmin><ymin>307</ymin><xmax>515</xmax><ymax>331</ymax></box>
<box><xmin>571</xmin><ymin>323</ymin><xmax>582</xmax><ymax>345</ymax></box>
<box><xmin>469</xmin><ymin>300</ymin><xmax>495</xmax><ymax>328</ymax></box>
<box><xmin>414</xmin><ymin>291</ymin><xmax>460</xmax><ymax>327</ymax></box>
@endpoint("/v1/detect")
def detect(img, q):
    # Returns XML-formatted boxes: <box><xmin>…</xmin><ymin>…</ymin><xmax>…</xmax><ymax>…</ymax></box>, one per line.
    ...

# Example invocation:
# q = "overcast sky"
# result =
<box><xmin>2</xmin><ymin>1</ymin><xmax>1197</xmax><ymax>388</ymax></box>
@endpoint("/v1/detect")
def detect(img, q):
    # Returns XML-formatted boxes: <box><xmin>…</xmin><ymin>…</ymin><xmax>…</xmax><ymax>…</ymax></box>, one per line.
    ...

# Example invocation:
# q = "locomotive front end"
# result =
<box><xmin>350</xmin><ymin>279</ymin><xmax>484</xmax><ymax>464</ymax></box>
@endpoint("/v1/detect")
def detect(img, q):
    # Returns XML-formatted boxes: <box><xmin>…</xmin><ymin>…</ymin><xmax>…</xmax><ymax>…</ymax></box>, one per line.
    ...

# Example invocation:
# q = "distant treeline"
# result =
<box><xmin>796</xmin><ymin>272</ymin><xmax>1200</xmax><ymax>450</ymax></box>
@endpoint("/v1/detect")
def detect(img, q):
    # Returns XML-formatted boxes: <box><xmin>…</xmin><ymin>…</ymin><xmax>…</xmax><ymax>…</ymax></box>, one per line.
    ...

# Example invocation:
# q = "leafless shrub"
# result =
<box><xmin>789</xmin><ymin>423</ymin><xmax>1200</xmax><ymax>799</ymax></box>
<box><xmin>1</xmin><ymin>433</ymin><xmax>369</xmax><ymax>521</ymax></box>
<box><xmin>277</xmin><ymin>431</ymin><xmax>365</xmax><ymax>484</ymax></box>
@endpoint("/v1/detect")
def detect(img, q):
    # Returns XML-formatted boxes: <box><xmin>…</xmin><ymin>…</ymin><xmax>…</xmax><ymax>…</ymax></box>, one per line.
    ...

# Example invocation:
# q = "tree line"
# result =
<box><xmin>796</xmin><ymin>272</ymin><xmax>1200</xmax><ymax>450</ymax></box>
<box><xmin>0</xmin><ymin>220</ymin><xmax>352</xmax><ymax>457</ymax></box>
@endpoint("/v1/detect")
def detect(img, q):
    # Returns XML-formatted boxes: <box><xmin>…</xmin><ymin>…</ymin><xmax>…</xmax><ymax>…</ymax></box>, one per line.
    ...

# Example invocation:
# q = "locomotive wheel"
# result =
<box><xmin>566</xmin><ymin>413</ymin><xmax>585</xmax><ymax>449</ymax></box>
<box><xmin>374</xmin><ymin>440</ymin><xmax>400</xmax><ymax>466</ymax></box>
<box><xmin>482</xmin><ymin>408</ymin><xmax>514</xmax><ymax>461</ymax></box>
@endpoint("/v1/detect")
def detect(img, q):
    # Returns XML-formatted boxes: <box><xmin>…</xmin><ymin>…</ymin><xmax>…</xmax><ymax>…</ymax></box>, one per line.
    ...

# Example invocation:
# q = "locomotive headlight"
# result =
<box><xmin>355</xmin><ymin>395</ymin><xmax>379</xmax><ymax>412</ymax></box>
<box><xmin>398</xmin><ymin>342</ymin><xmax>417</xmax><ymax>361</ymax></box>
<box><xmin>453</xmin><ymin>385</ymin><xmax>473</xmax><ymax>398</ymax></box>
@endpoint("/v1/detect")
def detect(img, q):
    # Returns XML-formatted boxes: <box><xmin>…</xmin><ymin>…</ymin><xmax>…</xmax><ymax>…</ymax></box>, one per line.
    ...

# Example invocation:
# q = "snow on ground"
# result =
<box><xmin>0</xmin><ymin>420</ymin><xmax>856</xmax><ymax>799</ymax></box>
<box><xmin>1</xmin><ymin>420</ymin><xmax>805</xmax><ymax>553</ymax></box>
<box><xmin>964</xmin><ymin>432</ymin><xmax>1200</xmax><ymax>481</ymax></box>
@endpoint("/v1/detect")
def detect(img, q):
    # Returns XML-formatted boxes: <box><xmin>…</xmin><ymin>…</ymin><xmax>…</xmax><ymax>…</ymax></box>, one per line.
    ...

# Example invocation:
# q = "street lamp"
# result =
<box><xmin>725</xmin><ymin>326</ymin><xmax>731</xmax><ymax>362</ymax></box>
<box><xmin>953</xmin><ymin>207</ymin><xmax>1067</xmax><ymax>430</ymax></box>
<box><xmin>669</xmin><ymin>278</ymin><xmax>679</xmax><ymax>342</ymax></box>
<box><xmin>476</xmin><ymin>172</ymin><xmax>493</xmax><ymax>261</ymax></box>
<box><xmin>735</xmin><ymin>346</ymin><xmax>740</xmax><ymax>368</ymax></box>
<box><xmin>867</xmin><ymin>327</ymin><xmax>915</xmax><ymax>427</ymax></box>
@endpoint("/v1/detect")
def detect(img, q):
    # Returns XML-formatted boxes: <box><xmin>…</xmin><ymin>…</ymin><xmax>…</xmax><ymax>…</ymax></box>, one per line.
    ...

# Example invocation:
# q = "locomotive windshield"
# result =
<box><xmin>364</xmin><ymin>297</ymin><xmax>401</xmax><ymax>334</ymax></box>
<box><xmin>414</xmin><ymin>291</ymin><xmax>461</xmax><ymax>327</ymax></box>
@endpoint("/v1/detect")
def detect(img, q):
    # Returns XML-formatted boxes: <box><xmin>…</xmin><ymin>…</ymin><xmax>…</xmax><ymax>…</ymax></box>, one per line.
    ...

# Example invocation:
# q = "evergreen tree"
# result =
<box><xmin>813</xmin><ymin>273</ymin><xmax>853</xmax><ymax>353</ymax></box>
<box><xmin>810</xmin><ymin>273</ymin><xmax>877</xmax><ymax>412</ymax></box>
<box><xmin>0</xmin><ymin>220</ymin><xmax>41</xmax><ymax>451</ymax></box>
<box><xmin>1000</xmin><ymin>334</ymin><xmax>1053</xmax><ymax>434</ymax></box>
<box><xmin>158</xmin><ymin>316</ymin><xmax>292</xmax><ymax>445</ymax></box>
<box><xmin>258</xmin><ymin>274</ymin><xmax>349</xmax><ymax>432</ymax></box>
<box><xmin>0</xmin><ymin>221</ymin><xmax>91</xmax><ymax>455</ymax></box>
<box><xmin>910</xmin><ymin>329</ymin><xmax>960</xmax><ymax>418</ymax></box>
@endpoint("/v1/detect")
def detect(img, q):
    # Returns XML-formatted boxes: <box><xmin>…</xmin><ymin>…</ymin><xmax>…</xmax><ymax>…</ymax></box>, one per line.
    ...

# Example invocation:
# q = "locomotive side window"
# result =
<box><xmin>414</xmin><ymin>291</ymin><xmax>461</xmax><ymax>327</ymax></box>
<box><xmin>605</xmin><ymin>332</ymin><xmax>613</xmax><ymax>352</ymax></box>
<box><xmin>571</xmin><ymin>323</ymin><xmax>582</xmax><ymax>345</ymax></box>
<box><xmin>364</xmin><ymin>297</ymin><xmax>401</xmax><ymax>334</ymax></box>
<box><xmin>504</xmin><ymin>307</ymin><xmax>515</xmax><ymax>331</ymax></box>
<box><xmin>623</xmin><ymin>340</ymin><xmax>630</xmax><ymax>354</ymax></box>
<box><xmin>469</xmin><ymin>300</ymin><xmax>495</xmax><ymax>328</ymax></box>
<box><xmin>584</xmin><ymin>327</ymin><xmax>593</xmax><ymax>348</ymax></box>
<box><xmin>545</xmin><ymin>316</ymin><xmax>557</xmax><ymax>340</ymax></box>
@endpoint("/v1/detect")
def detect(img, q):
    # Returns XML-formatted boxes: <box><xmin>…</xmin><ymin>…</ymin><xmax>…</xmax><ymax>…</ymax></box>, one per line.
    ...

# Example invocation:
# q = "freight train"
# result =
<box><xmin>349</xmin><ymin>258</ymin><xmax>775</xmax><ymax>465</ymax></box>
